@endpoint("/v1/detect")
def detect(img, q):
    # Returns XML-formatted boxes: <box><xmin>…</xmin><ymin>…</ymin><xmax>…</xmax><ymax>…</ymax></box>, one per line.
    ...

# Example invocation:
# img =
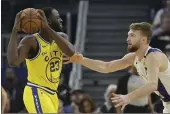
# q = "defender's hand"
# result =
<box><xmin>63</xmin><ymin>53</ymin><xmax>83</xmax><ymax>64</ymax></box>
<box><xmin>111</xmin><ymin>93</ymin><xmax>130</xmax><ymax>111</ymax></box>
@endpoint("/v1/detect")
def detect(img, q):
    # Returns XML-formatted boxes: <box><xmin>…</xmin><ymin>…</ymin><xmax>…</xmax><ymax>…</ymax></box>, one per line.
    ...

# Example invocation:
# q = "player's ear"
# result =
<box><xmin>142</xmin><ymin>37</ymin><xmax>147</xmax><ymax>42</ymax></box>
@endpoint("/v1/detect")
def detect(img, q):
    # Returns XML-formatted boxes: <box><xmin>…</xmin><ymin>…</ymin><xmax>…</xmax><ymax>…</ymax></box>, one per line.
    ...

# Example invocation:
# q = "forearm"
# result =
<box><xmin>2</xmin><ymin>97</ymin><xmax>7</xmax><ymax>113</ymax></box>
<box><xmin>127</xmin><ymin>83</ymin><xmax>157</xmax><ymax>102</ymax></box>
<box><xmin>79</xmin><ymin>57</ymin><xmax>108</xmax><ymax>73</ymax></box>
<box><xmin>2</xmin><ymin>89</ymin><xmax>7</xmax><ymax>113</ymax></box>
<box><xmin>44</xmin><ymin>27</ymin><xmax>75</xmax><ymax>57</ymax></box>
<box><xmin>7</xmin><ymin>29</ymin><xmax>19</xmax><ymax>65</ymax></box>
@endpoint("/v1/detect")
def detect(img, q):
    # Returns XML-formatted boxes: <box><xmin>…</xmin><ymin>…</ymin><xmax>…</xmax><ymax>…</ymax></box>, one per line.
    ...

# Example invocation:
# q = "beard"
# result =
<box><xmin>127</xmin><ymin>44</ymin><xmax>139</xmax><ymax>52</ymax></box>
<box><xmin>50</xmin><ymin>23</ymin><xmax>63</xmax><ymax>32</ymax></box>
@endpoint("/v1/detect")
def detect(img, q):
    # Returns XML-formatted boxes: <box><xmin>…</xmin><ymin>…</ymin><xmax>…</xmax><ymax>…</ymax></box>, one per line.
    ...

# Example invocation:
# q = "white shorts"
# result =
<box><xmin>163</xmin><ymin>101</ymin><xmax>170</xmax><ymax>113</ymax></box>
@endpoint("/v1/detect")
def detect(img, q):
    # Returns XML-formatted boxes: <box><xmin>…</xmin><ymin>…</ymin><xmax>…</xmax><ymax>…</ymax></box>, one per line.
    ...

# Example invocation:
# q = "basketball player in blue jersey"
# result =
<box><xmin>65</xmin><ymin>22</ymin><xmax>170</xmax><ymax>113</ymax></box>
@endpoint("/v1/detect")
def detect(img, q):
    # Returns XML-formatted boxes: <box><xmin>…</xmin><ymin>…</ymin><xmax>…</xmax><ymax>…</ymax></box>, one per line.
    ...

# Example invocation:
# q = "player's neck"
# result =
<box><xmin>136</xmin><ymin>44</ymin><xmax>149</xmax><ymax>60</ymax></box>
<box><xmin>39</xmin><ymin>29</ymin><xmax>53</xmax><ymax>43</ymax></box>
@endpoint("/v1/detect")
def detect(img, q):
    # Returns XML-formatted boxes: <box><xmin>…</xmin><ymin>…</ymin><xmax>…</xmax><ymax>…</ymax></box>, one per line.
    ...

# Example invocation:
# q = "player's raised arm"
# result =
<box><xmin>37</xmin><ymin>10</ymin><xmax>75</xmax><ymax>57</ymax></box>
<box><xmin>7</xmin><ymin>34</ymin><xmax>36</xmax><ymax>66</ymax></box>
<box><xmin>70</xmin><ymin>53</ymin><xmax>135</xmax><ymax>73</ymax></box>
<box><xmin>7</xmin><ymin>11</ymin><xmax>33</xmax><ymax>66</ymax></box>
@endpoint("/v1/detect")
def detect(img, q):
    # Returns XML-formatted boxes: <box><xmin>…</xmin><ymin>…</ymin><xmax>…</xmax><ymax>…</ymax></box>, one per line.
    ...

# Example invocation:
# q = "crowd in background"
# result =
<box><xmin>1</xmin><ymin>0</ymin><xmax>170</xmax><ymax>113</ymax></box>
<box><xmin>0</xmin><ymin>67</ymin><xmax>163</xmax><ymax>113</ymax></box>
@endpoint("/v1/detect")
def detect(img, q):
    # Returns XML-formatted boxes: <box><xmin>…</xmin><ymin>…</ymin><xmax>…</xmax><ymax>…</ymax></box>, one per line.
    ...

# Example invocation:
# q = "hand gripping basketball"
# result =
<box><xmin>37</xmin><ymin>10</ymin><xmax>49</xmax><ymax>28</ymax></box>
<box><xmin>13</xmin><ymin>10</ymin><xmax>25</xmax><ymax>31</ymax></box>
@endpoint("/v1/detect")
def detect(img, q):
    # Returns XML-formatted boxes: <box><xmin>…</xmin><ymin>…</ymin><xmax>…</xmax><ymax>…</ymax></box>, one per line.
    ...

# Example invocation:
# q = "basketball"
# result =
<box><xmin>20</xmin><ymin>8</ymin><xmax>42</xmax><ymax>34</ymax></box>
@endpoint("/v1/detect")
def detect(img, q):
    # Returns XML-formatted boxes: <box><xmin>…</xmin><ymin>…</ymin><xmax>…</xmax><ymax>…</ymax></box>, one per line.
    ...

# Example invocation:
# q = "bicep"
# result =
<box><xmin>16</xmin><ymin>37</ymin><xmax>33</xmax><ymax>64</ymax></box>
<box><xmin>146</xmin><ymin>54</ymin><xmax>159</xmax><ymax>83</ymax></box>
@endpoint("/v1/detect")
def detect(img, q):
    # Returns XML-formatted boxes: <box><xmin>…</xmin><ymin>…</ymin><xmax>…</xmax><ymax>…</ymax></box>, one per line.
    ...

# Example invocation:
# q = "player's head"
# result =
<box><xmin>127</xmin><ymin>22</ymin><xmax>152</xmax><ymax>52</ymax></box>
<box><xmin>42</xmin><ymin>7</ymin><xmax>63</xmax><ymax>31</ymax></box>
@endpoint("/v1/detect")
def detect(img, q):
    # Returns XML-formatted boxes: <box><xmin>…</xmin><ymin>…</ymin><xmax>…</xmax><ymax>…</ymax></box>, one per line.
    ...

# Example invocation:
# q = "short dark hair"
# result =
<box><xmin>41</xmin><ymin>7</ymin><xmax>54</xmax><ymax>18</ymax></box>
<box><xmin>130</xmin><ymin>22</ymin><xmax>152</xmax><ymax>43</ymax></box>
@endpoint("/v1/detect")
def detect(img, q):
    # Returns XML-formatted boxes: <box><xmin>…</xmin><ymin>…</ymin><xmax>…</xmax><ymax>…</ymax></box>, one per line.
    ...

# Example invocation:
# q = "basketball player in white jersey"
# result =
<box><xmin>65</xmin><ymin>22</ymin><xmax>170</xmax><ymax>113</ymax></box>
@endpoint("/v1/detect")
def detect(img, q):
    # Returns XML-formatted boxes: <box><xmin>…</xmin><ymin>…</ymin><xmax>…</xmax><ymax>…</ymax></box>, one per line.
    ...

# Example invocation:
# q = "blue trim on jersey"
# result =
<box><xmin>27</xmin><ymin>81</ymin><xmax>57</xmax><ymax>94</ymax></box>
<box><xmin>31</xmin><ymin>87</ymin><xmax>43</xmax><ymax>113</ymax></box>
<box><xmin>146</xmin><ymin>47</ymin><xmax>170</xmax><ymax>102</ymax></box>
<box><xmin>145</xmin><ymin>48</ymin><xmax>162</xmax><ymax>57</ymax></box>
<box><xmin>158</xmin><ymin>79</ymin><xmax>170</xmax><ymax>102</ymax></box>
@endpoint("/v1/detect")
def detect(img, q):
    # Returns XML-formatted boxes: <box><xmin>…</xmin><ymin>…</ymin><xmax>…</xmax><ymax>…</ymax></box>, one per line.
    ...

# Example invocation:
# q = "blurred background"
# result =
<box><xmin>1</xmin><ymin>0</ymin><xmax>170</xmax><ymax>113</ymax></box>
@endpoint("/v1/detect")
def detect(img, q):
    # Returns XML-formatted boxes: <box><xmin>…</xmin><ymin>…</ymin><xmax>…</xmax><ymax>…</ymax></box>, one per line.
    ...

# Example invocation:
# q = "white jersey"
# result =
<box><xmin>134</xmin><ymin>46</ymin><xmax>170</xmax><ymax>102</ymax></box>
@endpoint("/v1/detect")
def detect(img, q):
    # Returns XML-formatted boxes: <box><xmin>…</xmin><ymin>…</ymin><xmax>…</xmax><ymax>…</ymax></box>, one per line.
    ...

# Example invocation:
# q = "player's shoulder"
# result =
<box><xmin>21</xmin><ymin>34</ymin><xmax>36</xmax><ymax>42</ymax></box>
<box><xmin>121</xmin><ymin>52</ymin><xmax>136</xmax><ymax>65</ymax></box>
<box><xmin>146</xmin><ymin>48</ymin><xmax>164</xmax><ymax>59</ymax></box>
<box><xmin>57</xmin><ymin>32</ymin><xmax>68</xmax><ymax>40</ymax></box>
<box><xmin>145</xmin><ymin>49</ymin><xmax>166</xmax><ymax>64</ymax></box>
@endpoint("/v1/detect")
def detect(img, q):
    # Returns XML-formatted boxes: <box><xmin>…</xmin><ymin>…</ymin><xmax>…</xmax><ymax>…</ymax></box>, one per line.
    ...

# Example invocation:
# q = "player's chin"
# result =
<box><xmin>128</xmin><ymin>47</ymin><xmax>138</xmax><ymax>52</ymax></box>
<box><xmin>127</xmin><ymin>46</ymin><xmax>132</xmax><ymax>52</ymax></box>
<box><xmin>127</xmin><ymin>47</ymin><xmax>134</xmax><ymax>52</ymax></box>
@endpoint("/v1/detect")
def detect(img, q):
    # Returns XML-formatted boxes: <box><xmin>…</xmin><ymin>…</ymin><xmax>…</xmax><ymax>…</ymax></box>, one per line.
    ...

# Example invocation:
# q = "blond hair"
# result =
<box><xmin>130</xmin><ymin>22</ymin><xmax>152</xmax><ymax>43</ymax></box>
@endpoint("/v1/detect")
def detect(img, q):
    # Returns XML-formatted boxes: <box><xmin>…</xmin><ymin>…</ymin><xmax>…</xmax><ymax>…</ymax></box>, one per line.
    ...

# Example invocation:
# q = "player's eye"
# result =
<box><xmin>131</xmin><ymin>34</ymin><xmax>135</xmax><ymax>37</ymax></box>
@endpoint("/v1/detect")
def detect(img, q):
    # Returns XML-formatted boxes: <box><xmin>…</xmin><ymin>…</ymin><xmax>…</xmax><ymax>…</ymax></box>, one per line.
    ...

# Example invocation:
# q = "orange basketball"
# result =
<box><xmin>20</xmin><ymin>8</ymin><xmax>42</xmax><ymax>34</ymax></box>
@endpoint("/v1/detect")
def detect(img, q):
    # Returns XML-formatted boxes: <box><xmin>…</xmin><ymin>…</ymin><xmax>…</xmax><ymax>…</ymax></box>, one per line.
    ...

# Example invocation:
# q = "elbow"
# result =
<box><xmin>7</xmin><ymin>56</ymin><xmax>19</xmax><ymax>67</ymax></box>
<box><xmin>8</xmin><ymin>60</ymin><xmax>19</xmax><ymax>67</ymax></box>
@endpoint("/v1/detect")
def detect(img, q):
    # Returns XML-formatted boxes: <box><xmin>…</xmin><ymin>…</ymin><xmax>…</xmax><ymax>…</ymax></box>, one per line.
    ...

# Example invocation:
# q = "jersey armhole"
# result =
<box><xmin>28</xmin><ymin>38</ymin><xmax>41</xmax><ymax>61</ymax></box>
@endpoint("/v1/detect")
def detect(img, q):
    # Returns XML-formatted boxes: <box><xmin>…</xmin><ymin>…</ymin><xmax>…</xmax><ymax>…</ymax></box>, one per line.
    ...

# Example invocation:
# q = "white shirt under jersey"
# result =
<box><xmin>134</xmin><ymin>46</ymin><xmax>170</xmax><ymax>102</ymax></box>
<box><xmin>127</xmin><ymin>74</ymin><xmax>148</xmax><ymax>106</ymax></box>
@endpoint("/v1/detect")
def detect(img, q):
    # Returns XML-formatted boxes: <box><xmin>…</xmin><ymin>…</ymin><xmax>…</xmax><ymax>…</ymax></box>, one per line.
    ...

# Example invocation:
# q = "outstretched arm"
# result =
<box><xmin>7</xmin><ymin>11</ymin><xmax>34</xmax><ymax>66</ymax></box>
<box><xmin>77</xmin><ymin>53</ymin><xmax>135</xmax><ymax>73</ymax></box>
